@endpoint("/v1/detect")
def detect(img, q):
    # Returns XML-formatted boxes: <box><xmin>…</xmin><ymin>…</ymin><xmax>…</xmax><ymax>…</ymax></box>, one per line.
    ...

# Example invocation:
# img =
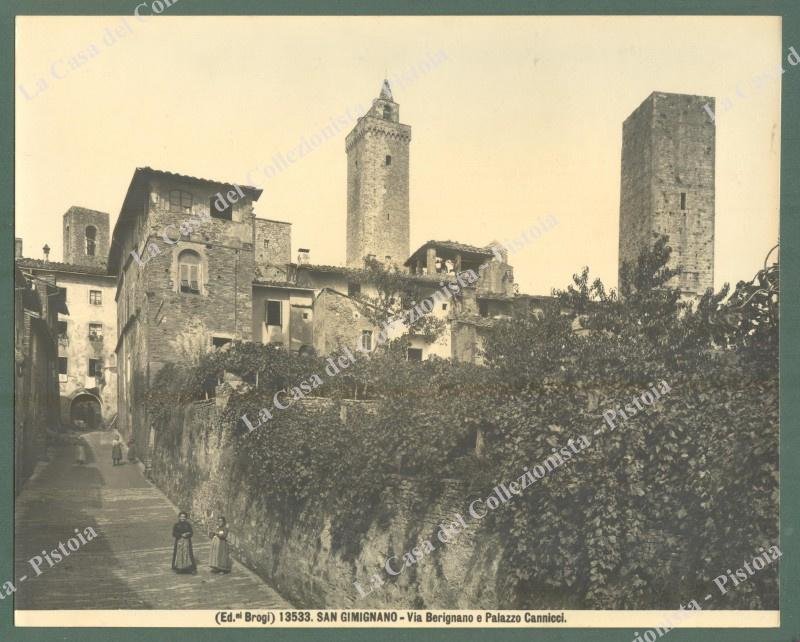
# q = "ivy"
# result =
<box><xmin>147</xmin><ymin>237</ymin><xmax>778</xmax><ymax>609</ymax></box>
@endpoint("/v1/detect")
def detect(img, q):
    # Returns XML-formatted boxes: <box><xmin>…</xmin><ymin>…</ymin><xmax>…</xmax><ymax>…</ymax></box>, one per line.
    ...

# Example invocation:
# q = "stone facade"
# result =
<box><xmin>110</xmin><ymin>167</ymin><xmax>264</xmax><ymax>456</ymax></box>
<box><xmin>63</xmin><ymin>206</ymin><xmax>110</xmax><ymax>269</ymax></box>
<box><xmin>345</xmin><ymin>81</ymin><xmax>411</xmax><ymax>268</ymax></box>
<box><xmin>14</xmin><ymin>265</ymin><xmax>65</xmax><ymax>491</ymax></box>
<box><xmin>17</xmin><ymin>226</ymin><xmax>117</xmax><ymax>429</ymax></box>
<box><xmin>619</xmin><ymin>92</ymin><xmax>715</xmax><ymax>296</ymax></box>
<box><xmin>255</xmin><ymin>218</ymin><xmax>292</xmax><ymax>276</ymax></box>
<box><xmin>149</xmin><ymin>398</ymin><xmax>506</xmax><ymax>608</ymax></box>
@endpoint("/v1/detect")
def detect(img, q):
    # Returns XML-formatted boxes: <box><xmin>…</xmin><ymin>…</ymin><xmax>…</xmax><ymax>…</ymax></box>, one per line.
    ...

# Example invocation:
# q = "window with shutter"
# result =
<box><xmin>178</xmin><ymin>250</ymin><xmax>201</xmax><ymax>294</ymax></box>
<box><xmin>266</xmin><ymin>300</ymin><xmax>282</xmax><ymax>326</ymax></box>
<box><xmin>169</xmin><ymin>190</ymin><xmax>193</xmax><ymax>214</ymax></box>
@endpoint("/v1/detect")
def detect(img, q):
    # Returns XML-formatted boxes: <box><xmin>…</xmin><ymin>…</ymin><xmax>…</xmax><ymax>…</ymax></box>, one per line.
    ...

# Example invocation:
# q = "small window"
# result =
<box><xmin>57</xmin><ymin>320</ymin><xmax>68</xmax><ymax>336</ymax></box>
<box><xmin>680</xmin><ymin>192</ymin><xmax>687</xmax><ymax>210</ymax></box>
<box><xmin>407</xmin><ymin>348</ymin><xmax>423</xmax><ymax>362</ymax></box>
<box><xmin>383</xmin><ymin>105</ymin><xmax>392</xmax><ymax>120</ymax></box>
<box><xmin>478</xmin><ymin>301</ymin><xmax>490</xmax><ymax>317</ymax></box>
<box><xmin>266</xmin><ymin>300</ymin><xmax>282</xmax><ymax>327</ymax></box>
<box><xmin>88</xmin><ymin>358</ymin><xmax>102</xmax><ymax>377</ymax></box>
<box><xmin>302</xmin><ymin>312</ymin><xmax>309</xmax><ymax>320</ymax></box>
<box><xmin>210</xmin><ymin>196</ymin><xmax>233</xmax><ymax>221</ymax></box>
<box><xmin>88</xmin><ymin>323</ymin><xmax>103</xmax><ymax>341</ymax></box>
<box><xmin>58</xmin><ymin>357</ymin><xmax>68</xmax><ymax>375</ymax></box>
<box><xmin>89</xmin><ymin>290</ymin><xmax>102</xmax><ymax>305</ymax></box>
<box><xmin>85</xmin><ymin>226</ymin><xmax>97</xmax><ymax>256</ymax></box>
<box><xmin>348</xmin><ymin>282</ymin><xmax>361</xmax><ymax>297</ymax></box>
<box><xmin>169</xmin><ymin>190</ymin><xmax>193</xmax><ymax>214</ymax></box>
<box><xmin>178</xmin><ymin>250</ymin><xmax>201</xmax><ymax>294</ymax></box>
<box><xmin>385</xmin><ymin>155</ymin><xmax>392</xmax><ymax>166</ymax></box>
<box><xmin>442</xmin><ymin>303</ymin><xmax>448</xmax><ymax>311</ymax></box>
<box><xmin>212</xmin><ymin>336</ymin><xmax>232</xmax><ymax>348</ymax></box>
<box><xmin>360</xmin><ymin>330</ymin><xmax>373</xmax><ymax>352</ymax></box>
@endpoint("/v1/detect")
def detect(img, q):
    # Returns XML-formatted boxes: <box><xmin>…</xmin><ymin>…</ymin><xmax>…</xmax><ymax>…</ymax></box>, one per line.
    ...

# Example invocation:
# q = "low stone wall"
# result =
<box><xmin>149</xmin><ymin>397</ymin><xmax>506</xmax><ymax>608</ymax></box>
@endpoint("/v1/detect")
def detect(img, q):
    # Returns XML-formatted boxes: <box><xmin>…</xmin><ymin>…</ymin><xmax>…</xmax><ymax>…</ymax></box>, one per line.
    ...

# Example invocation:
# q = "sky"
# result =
<box><xmin>16</xmin><ymin>15</ymin><xmax>781</xmax><ymax>295</ymax></box>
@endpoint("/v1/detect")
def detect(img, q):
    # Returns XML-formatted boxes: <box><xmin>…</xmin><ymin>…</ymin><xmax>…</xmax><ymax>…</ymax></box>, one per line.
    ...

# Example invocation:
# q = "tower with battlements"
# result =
<box><xmin>345</xmin><ymin>80</ymin><xmax>411</xmax><ymax>268</ymax></box>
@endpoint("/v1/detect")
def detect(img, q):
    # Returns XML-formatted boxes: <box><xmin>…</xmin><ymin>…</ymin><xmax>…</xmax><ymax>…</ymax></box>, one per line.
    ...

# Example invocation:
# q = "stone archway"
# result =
<box><xmin>70</xmin><ymin>392</ymin><xmax>102</xmax><ymax>431</ymax></box>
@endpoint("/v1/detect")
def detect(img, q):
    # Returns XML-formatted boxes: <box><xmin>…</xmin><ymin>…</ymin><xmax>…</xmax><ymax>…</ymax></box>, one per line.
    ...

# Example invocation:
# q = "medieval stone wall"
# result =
<box><xmin>149</xmin><ymin>398</ymin><xmax>506</xmax><ymax>609</ymax></box>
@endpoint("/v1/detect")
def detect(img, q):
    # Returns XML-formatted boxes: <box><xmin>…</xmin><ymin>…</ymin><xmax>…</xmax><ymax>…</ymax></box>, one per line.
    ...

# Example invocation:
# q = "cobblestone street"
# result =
<box><xmin>14</xmin><ymin>431</ymin><xmax>291</xmax><ymax>610</ymax></box>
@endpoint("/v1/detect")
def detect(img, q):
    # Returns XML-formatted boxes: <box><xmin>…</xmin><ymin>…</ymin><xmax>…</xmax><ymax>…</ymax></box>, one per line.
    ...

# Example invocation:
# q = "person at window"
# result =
<box><xmin>171</xmin><ymin>511</ymin><xmax>196</xmax><ymax>574</ymax></box>
<box><xmin>208</xmin><ymin>516</ymin><xmax>232</xmax><ymax>574</ymax></box>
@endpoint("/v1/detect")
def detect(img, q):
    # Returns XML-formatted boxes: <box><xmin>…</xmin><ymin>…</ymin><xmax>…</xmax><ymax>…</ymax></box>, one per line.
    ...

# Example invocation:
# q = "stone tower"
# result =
<box><xmin>619</xmin><ymin>92</ymin><xmax>715</xmax><ymax>296</ymax></box>
<box><xmin>345</xmin><ymin>80</ymin><xmax>411</xmax><ymax>268</ymax></box>
<box><xmin>63</xmin><ymin>206</ymin><xmax>110</xmax><ymax>268</ymax></box>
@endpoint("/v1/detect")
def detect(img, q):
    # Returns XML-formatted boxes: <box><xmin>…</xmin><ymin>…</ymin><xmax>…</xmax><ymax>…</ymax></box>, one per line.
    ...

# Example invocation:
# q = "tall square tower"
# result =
<box><xmin>63</xmin><ymin>206</ymin><xmax>110</xmax><ymax>268</ymax></box>
<box><xmin>345</xmin><ymin>80</ymin><xmax>411</xmax><ymax>268</ymax></box>
<box><xmin>619</xmin><ymin>92</ymin><xmax>715</xmax><ymax>296</ymax></box>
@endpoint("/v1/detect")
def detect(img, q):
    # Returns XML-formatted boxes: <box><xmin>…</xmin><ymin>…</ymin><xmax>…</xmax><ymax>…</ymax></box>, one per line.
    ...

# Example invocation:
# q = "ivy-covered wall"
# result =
<box><xmin>149</xmin><ymin>396</ymin><xmax>507</xmax><ymax>608</ymax></box>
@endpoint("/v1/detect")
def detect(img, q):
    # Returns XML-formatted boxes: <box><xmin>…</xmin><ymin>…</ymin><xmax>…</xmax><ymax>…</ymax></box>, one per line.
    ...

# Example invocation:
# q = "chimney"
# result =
<box><xmin>14</xmin><ymin>238</ymin><xmax>22</xmax><ymax>259</ymax></box>
<box><xmin>42</xmin><ymin>244</ymin><xmax>50</xmax><ymax>262</ymax></box>
<box><xmin>297</xmin><ymin>248</ymin><xmax>310</xmax><ymax>265</ymax></box>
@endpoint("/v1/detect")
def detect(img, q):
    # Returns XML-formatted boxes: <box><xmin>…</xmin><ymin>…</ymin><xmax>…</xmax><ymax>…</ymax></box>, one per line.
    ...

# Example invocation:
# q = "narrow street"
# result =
<box><xmin>14</xmin><ymin>431</ymin><xmax>292</xmax><ymax>610</ymax></box>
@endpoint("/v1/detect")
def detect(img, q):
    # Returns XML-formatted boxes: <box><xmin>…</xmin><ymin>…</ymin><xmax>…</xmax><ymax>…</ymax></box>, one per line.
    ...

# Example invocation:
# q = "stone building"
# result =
<box><xmin>15</xmin><ymin>207</ymin><xmax>118</xmax><ymax>430</ymax></box>
<box><xmin>108</xmin><ymin>167</ymin><xmax>264</xmax><ymax>454</ymax></box>
<box><xmin>619</xmin><ymin>91</ymin><xmax>715</xmax><ymax>297</ymax></box>
<box><xmin>99</xmin><ymin>81</ymin><xmax>720</xmax><ymax>466</ymax></box>
<box><xmin>14</xmin><ymin>263</ymin><xmax>67</xmax><ymax>491</ymax></box>
<box><xmin>346</xmin><ymin>79</ymin><xmax>411</xmax><ymax>268</ymax></box>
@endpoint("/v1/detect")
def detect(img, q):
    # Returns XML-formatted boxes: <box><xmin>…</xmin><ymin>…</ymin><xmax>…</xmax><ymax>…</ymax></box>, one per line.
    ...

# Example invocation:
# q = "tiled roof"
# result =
<box><xmin>405</xmin><ymin>240</ymin><xmax>495</xmax><ymax>265</ymax></box>
<box><xmin>297</xmin><ymin>263</ymin><xmax>449</xmax><ymax>284</ymax></box>
<box><xmin>16</xmin><ymin>257</ymin><xmax>114</xmax><ymax>278</ymax></box>
<box><xmin>136</xmin><ymin>166</ymin><xmax>262</xmax><ymax>196</ymax></box>
<box><xmin>252</xmin><ymin>279</ymin><xmax>313</xmax><ymax>290</ymax></box>
<box><xmin>109</xmin><ymin>166</ymin><xmax>264</xmax><ymax>273</ymax></box>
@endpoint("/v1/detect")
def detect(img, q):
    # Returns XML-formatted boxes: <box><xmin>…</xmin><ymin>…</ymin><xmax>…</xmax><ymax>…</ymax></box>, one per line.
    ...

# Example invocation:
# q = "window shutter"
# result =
<box><xmin>189</xmin><ymin>265</ymin><xmax>199</xmax><ymax>291</ymax></box>
<box><xmin>180</xmin><ymin>264</ymin><xmax>189</xmax><ymax>289</ymax></box>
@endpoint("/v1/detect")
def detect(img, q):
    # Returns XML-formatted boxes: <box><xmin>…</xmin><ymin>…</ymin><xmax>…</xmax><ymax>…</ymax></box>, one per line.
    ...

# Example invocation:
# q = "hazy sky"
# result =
<box><xmin>16</xmin><ymin>15</ymin><xmax>781</xmax><ymax>295</ymax></box>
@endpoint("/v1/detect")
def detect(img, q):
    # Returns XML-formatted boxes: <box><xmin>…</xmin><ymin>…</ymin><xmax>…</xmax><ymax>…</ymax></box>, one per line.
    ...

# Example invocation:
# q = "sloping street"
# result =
<box><xmin>14</xmin><ymin>431</ymin><xmax>291</xmax><ymax>610</ymax></box>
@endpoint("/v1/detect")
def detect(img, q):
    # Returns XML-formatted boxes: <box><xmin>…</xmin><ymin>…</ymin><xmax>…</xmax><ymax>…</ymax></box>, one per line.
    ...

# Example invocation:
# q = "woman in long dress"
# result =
<box><xmin>209</xmin><ymin>516</ymin><xmax>232</xmax><ymax>573</ymax></box>
<box><xmin>111</xmin><ymin>438</ymin><xmax>123</xmax><ymax>466</ymax></box>
<box><xmin>171</xmin><ymin>511</ymin><xmax>196</xmax><ymax>574</ymax></box>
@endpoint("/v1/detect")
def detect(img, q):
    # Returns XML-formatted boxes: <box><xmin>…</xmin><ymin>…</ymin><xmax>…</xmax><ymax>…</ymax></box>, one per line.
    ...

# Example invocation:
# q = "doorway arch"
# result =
<box><xmin>70</xmin><ymin>392</ymin><xmax>102</xmax><ymax>431</ymax></box>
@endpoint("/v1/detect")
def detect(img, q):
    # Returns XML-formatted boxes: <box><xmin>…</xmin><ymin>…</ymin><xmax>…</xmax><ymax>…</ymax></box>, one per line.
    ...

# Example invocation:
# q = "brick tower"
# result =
<box><xmin>345</xmin><ymin>80</ymin><xmax>411</xmax><ymax>268</ymax></box>
<box><xmin>619</xmin><ymin>92</ymin><xmax>715</xmax><ymax>296</ymax></box>
<box><xmin>63</xmin><ymin>206</ymin><xmax>110</xmax><ymax>268</ymax></box>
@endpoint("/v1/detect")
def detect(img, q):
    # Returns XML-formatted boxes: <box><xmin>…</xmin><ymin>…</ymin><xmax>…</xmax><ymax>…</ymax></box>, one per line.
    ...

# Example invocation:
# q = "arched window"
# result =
<box><xmin>85</xmin><ymin>226</ymin><xmax>97</xmax><ymax>256</ymax></box>
<box><xmin>383</xmin><ymin>104</ymin><xmax>392</xmax><ymax>120</ymax></box>
<box><xmin>178</xmin><ymin>249</ymin><xmax>201</xmax><ymax>294</ymax></box>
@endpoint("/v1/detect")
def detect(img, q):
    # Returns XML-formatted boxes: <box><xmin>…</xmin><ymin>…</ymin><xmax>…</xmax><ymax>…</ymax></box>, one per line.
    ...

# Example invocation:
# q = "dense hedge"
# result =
<box><xmin>148</xmin><ymin>238</ymin><xmax>778</xmax><ymax>609</ymax></box>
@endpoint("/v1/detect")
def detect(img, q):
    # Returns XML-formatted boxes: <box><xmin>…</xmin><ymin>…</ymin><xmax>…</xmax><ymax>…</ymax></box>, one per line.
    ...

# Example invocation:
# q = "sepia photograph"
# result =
<box><xmin>7</xmin><ymin>5</ymin><xmax>789</xmax><ymax>636</ymax></box>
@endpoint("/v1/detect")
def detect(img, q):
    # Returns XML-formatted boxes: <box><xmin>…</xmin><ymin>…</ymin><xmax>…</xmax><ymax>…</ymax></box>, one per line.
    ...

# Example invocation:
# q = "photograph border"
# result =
<box><xmin>1</xmin><ymin>1</ymin><xmax>796</xmax><ymax>640</ymax></box>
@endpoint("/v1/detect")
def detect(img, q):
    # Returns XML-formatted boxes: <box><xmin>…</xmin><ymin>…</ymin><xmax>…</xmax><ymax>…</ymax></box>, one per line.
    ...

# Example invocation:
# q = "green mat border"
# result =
<box><xmin>1</xmin><ymin>1</ymin><xmax>796</xmax><ymax>640</ymax></box>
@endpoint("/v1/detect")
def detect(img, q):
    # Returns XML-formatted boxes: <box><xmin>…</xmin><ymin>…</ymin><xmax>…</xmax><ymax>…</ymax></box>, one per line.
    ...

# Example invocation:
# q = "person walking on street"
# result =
<box><xmin>111</xmin><ymin>436</ymin><xmax>123</xmax><ymax>466</ymax></box>
<box><xmin>75</xmin><ymin>440</ymin><xmax>87</xmax><ymax>465</ymax></box>
<box><xmin>208</xmin><ymin>516</ymin><xmax>232</xmax><ymax>574</ymax></box>
<box><xmin>171</xmin><ymin>511</ymin><xmax>197</xmax><ymax>574</ymax></box>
